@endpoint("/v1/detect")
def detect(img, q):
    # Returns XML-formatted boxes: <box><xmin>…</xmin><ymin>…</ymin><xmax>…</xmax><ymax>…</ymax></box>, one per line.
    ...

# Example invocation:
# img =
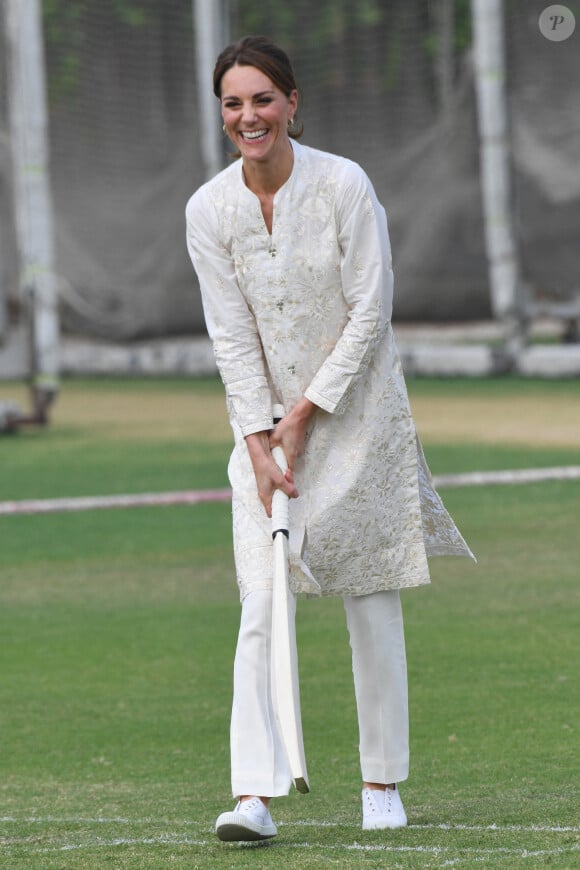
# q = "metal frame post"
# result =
<box><xmin>471</xmin><ymin>0</ymin><xmax>527</xmax><ymax>351</ymax></box>
<box><xmin>5</xmin><ymin>0</ymin><xmax>59</xmax><ymax>408</ymax></box>
<box><xmin>193</xmin><ymin>0</ymin><xmax>229</xmax><ymax>181</ymax></box>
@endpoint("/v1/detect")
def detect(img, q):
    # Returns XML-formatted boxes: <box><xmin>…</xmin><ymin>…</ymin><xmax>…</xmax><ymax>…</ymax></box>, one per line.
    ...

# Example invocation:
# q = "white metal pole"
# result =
<box><xmin>5</xmin><ymin>0</ymin><xmax>59</xmax><ymax>394</ymax></box>
<box><xmin>193</xmin><ymin>0</ymin><xmax>229</xmax><ymax>180</ymax></box>
<box><xmin>471</xmin><ymin>0</ymin><xmax>526</xmax><ymax>348</ymax></box>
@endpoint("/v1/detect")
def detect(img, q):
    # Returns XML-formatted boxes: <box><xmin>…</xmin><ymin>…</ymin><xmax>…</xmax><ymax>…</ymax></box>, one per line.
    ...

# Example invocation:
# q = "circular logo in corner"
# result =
<box><xmin>539</xmin><ymin>5</ymin><xmax>576</xmax><ymax>41</ymax></box>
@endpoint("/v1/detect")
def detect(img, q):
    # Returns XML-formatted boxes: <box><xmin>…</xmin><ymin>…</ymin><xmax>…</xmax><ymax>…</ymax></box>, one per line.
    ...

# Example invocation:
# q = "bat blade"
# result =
<box><xmin>271</xmin><ymin>532</ymin><xmax>309</xmax><ymax>793</ymax></box>
<box><xmin>271</xmin><ymin>441</ymin><xmax>309</xmax><ymax>794</ymax></box>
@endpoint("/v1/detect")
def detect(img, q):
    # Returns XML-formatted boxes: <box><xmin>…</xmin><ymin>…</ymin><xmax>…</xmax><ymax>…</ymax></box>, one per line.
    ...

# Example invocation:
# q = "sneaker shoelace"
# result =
<box><xmin>238</xmin><ymin>797</ymin><xmax>267</xmax><ymax>819</ymax></box>
<box><xmin>365</xmin><ymin>788</ymin><xmax>394</xmax><ymax>816</ymax></box>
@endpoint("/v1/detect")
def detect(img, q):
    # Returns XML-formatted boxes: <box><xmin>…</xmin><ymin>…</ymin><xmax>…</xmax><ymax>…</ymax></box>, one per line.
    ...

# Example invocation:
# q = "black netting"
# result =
<box><xmin>507</xmin><ymin>0</ymin><xmax>580</xmax><ymax>303</ymax></box>
<box><xmin>42</xmin><ymin>0</ymin><xmax>202</xmax><ymax>339</ymax></box>
<box><xmin>0</xmin><ymin>0</ymin><xmax>578</xmax><ymax>341</ymax></box>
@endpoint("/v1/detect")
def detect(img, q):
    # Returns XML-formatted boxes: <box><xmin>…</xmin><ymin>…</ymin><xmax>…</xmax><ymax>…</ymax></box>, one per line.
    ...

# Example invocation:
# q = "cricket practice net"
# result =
<box><xmin>0</xmin><ymin>0</ymin><xmax>578</xmax><ymax>342</ymax></box>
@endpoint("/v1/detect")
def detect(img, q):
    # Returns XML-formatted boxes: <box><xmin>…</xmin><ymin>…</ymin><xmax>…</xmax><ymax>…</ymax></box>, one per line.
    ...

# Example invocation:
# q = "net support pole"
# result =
<box><xmin>193</xmin><ymin>0</ymin><xmax>229</xmax><ymax>180</ymax></box>
<box><xmin>434</xmin><ymin>0</ymin><xmax>455</xmax><ymax>117</ymax></box>
<box><xmin>471</xmin><ymin>0</ymin><xmax>527</xmax><ymax>352</ymax></box>
<box><xmin>5</xmin><ymin>0</ymin><xmax>59</xmax><ymax>408</ymax></box>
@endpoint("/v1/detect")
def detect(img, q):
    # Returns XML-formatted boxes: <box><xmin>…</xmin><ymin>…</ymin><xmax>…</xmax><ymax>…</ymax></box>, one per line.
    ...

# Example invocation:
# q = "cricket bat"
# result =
<box><xmin>270</xmin><ymin>407</ymin><xmax>309</xmax><ymax>794</ymax></box>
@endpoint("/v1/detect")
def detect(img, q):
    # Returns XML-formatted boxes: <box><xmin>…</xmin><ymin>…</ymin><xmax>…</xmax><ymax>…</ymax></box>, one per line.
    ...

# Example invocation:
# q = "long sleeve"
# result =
<box><xmin>304</xmin><ymin>163</ymin><xmax>394</xmax><ymax>414</ymax></box>
<box><xmin>185</xmin><ymin>187</ymin><xmax>273</xmax><ymax>436</ymax></box>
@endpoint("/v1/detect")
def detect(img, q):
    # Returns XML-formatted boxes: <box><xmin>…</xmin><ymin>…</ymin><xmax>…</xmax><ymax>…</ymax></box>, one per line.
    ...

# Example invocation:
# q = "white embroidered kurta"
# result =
<box><xmin>186</xmin><ymin>141</ymin><xmax>474</xmax><ymax>600</ymax></box>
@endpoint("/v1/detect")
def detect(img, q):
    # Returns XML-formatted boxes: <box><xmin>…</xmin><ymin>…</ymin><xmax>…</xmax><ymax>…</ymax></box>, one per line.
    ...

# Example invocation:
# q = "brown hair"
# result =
<box><xmin>213</xmin><ymin>35</ymin><xmax>303</xmax><ymax>139</ymax></box>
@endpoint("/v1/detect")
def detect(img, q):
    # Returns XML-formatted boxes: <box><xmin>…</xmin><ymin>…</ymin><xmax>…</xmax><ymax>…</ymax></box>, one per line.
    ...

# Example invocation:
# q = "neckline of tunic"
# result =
<box><xmin>236</xmin><ymin>140</ymin><xmax>302</xmax><ymax>237</ymax></box>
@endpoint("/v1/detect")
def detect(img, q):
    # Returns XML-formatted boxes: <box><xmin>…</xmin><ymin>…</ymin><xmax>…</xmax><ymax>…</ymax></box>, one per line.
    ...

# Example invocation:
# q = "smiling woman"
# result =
<box><xmin>214</xmin><ymin>35</ymin><xmax>303</xmax><ymax>147</ymax></box>
<box><xmin>185</xmin><ymin>34</ymin><xmax>473</xmax><ymax>846</ymax></box>
<box><xmin>213</xmin><ymin>37</ymin><xmax>301</xmax><ymax>234</ymax></box>
<box><xmin>219</xmin><ymin>65</ymin><xmax>297</xmax><ymax>229</ymax></box>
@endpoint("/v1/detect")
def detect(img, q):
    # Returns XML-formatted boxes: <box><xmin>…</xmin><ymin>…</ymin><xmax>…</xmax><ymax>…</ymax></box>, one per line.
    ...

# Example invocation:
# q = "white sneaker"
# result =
<box><xmin>215</xmin><ymin>796</ymin><xmax>278</xmax><ymax>842</ymax></box>
<box><xmin>362</xmin><ymin>786</ymin><xmax>407</xmax><ymax>830</ymax></box>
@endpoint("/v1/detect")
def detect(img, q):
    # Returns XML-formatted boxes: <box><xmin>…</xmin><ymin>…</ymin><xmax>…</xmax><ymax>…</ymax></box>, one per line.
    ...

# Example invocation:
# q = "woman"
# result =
<box><xmin>186</xmin><ymin>35</ymin><xmax>473</xmax><ymax>842</ymax></box>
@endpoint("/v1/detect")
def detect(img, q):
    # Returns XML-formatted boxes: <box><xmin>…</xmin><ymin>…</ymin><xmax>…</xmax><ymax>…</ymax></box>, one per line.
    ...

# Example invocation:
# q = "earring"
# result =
<box><xmin>288</xmin><ymin>117</ymin><xmax>294</xmax><ymax>128</ymax></box>
<box><xmin>222</xmin><ymin>124</ymin><xmax>226</xmax><ymax>133</ymax></box>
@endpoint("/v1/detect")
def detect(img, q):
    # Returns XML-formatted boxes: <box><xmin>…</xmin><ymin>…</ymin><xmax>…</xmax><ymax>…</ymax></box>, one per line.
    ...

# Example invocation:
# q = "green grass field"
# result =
<box><xmin>1</xmin><ymin>377</ymin><xmax>579</xmax><ymax>868</ymax></box>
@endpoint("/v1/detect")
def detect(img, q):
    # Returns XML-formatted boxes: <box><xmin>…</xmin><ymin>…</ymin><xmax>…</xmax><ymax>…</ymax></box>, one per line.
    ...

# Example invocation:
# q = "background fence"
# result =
<box><xmin>0</xmin><ymin>0</ymin><xmax>578</xmax><ymax>345</ymax></box>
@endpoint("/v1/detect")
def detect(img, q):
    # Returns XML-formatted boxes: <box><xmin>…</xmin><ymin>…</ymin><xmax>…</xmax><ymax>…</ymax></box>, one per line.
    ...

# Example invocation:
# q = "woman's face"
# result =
<box><xmin>220</xmin><ymin>64</ymin><xmax>297</xmax><ymax>166</ymax></box>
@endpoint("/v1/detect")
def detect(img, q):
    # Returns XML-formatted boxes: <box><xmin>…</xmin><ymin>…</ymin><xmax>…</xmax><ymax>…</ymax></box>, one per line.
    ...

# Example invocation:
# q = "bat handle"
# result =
<box><xmin>271</xmin><ymin>445</ymin><xmax>289</xmax><ymax>537</ymax></box>
<box><xmin>272</xmin><ymin>403</ymin><xmax>285</xmax><ymax>425</ymax></box>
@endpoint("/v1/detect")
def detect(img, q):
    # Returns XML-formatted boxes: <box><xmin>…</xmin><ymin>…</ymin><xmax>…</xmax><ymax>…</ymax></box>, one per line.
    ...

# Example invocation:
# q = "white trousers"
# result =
<box><xmin>230</xmin><ymin>589</ymin><xmax>409</xmax><ymax>798</ymax></box>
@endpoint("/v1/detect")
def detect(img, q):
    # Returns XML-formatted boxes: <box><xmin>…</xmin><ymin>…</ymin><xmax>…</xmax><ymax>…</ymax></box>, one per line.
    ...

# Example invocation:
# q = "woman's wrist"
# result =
<box><xmin>291</xmin><ymin>396</ymin><xmax>318</xmax><ymax>424</ymax></box>
<box><xmin>245</xmin><ymin>430</ymin><xmax>271</xmax><ymax>454</ymax></box>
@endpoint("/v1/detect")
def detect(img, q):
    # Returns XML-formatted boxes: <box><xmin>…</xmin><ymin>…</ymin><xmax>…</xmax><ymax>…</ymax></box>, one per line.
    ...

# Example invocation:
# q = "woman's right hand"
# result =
<box><xmin>245</xmin><ymin>430</ymin><xmax>298</xmax><ymax>518</ymax></box>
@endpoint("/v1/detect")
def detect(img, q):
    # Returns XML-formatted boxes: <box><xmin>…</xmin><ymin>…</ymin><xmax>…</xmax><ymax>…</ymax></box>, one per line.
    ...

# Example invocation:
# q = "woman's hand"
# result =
<box><xmin>244</xmin><ymin>398</ymin><xmax>319</xmax><ymax>517</ymax></box>
<box><xmin>269</xmin><ymin>397</ymin><xmax>318</xmax><ymax>474</ymax></box>
<box><xmin>245</xmin><ymin>430</ymin><xmax>298</xmax><ymax>518</ymax></box>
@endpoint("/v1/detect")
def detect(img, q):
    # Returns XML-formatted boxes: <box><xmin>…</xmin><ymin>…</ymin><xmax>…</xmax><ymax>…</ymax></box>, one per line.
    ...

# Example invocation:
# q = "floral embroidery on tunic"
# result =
<box><xmin>186</xmin><ymin>142</ymin><xmax>474</xmax><ymax>601</ymax></box>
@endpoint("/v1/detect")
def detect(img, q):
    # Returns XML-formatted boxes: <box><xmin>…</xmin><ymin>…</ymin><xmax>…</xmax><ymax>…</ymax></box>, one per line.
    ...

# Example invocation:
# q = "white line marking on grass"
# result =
<box><xmin>1</xmin><ymin>466</ymin><xmax>580</xmax><ymax>516</ymax></box>
<box><xmin>0</xmin><ymin>816</ymin><xmax>193</xmax><ymax>825</ymax></box>
<box><xmin>343</xmin><ymin>845</ymin><xmax>580</xmax><ymax>861</ymax></box>
<box><xmin>51</xmin><ymin>837</ymin><xmax>208</xmax><ymax>852</ymax></box>
<box><xmin>433</xmin><ymin>466</ymin><xmax>580</xmax><ymax>488</ymax></box>
<box><xmin>0</xmin><ymin>488</ymin><xmax>233</xmax><ymax>516</ymax></box>
<box><xmin>9</xmin><ymin>838</ymin><xmax>579</xmax><ymax>860</ymax></box>
<box><xmin>1</xmin><ymin>817</ymin><xmax>578</xmax><ymax>834</ymax></box>
<box><xmin>291</xmin><ymin>821</ymin><xmax>580</xmax><ymax>833</ymax></box>
<box><xmin>412</xmin><ymin>822</ymin><xmax>580</xmax><ymax>833</ymax></box>
<box><xmin>2</xmin><ymin>817</ymin><xmax>578</xmax><ymax>862</ymax></box>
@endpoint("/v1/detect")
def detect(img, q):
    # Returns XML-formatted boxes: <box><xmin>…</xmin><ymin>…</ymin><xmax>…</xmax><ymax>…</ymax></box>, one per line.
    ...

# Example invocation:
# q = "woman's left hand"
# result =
<box><xmin>269</xmin><ymin>397</ymin><xmax>318</xmax><ymax>473</ymax></box>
